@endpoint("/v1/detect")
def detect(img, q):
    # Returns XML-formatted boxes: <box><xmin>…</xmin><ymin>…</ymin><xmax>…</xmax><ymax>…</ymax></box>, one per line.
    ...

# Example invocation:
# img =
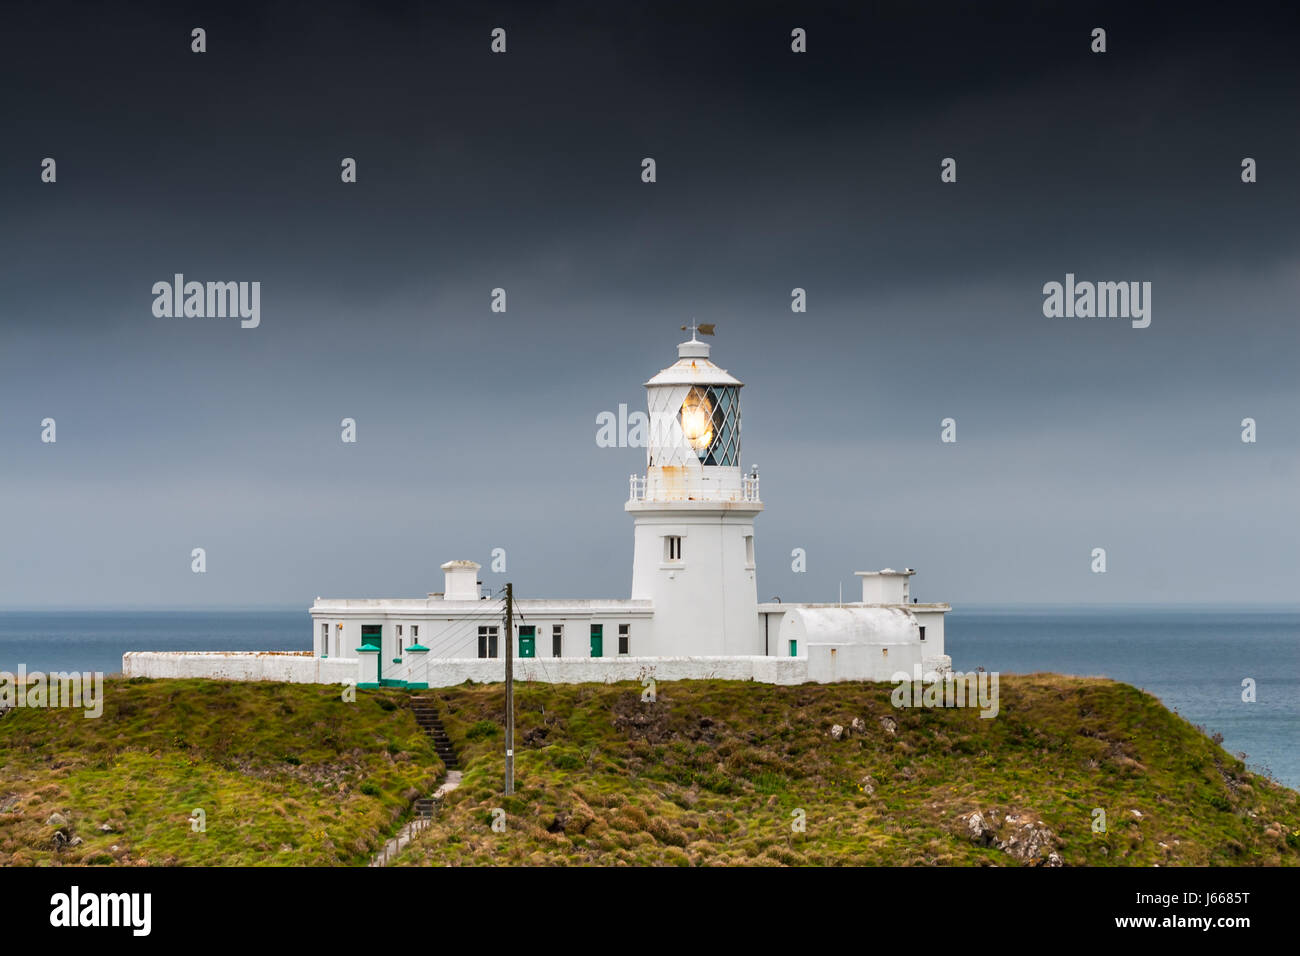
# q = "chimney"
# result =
<box><xmin>440</xmin><ymin>560</ymin><xmax>482</xmax><ymax>601</ymax></box>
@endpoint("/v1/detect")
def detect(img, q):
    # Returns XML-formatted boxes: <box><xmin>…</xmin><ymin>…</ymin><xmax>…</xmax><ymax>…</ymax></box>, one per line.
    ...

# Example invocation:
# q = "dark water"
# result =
<box><xmin>0</xmin><ymin>607</ymin><xmax>1295</xmax><ymax>788</ymax></box>
<box><xmin>0</xmin><ymin>610</ymin><xmax>307</xmax><ymax>675</ymax></box>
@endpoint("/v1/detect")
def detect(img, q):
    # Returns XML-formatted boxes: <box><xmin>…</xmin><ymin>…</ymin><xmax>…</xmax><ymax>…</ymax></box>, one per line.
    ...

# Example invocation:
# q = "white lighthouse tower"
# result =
<box><xmin>627</xmin><ymin>328</ymin><xmax>762</xmax><ymax>656</ymax></box>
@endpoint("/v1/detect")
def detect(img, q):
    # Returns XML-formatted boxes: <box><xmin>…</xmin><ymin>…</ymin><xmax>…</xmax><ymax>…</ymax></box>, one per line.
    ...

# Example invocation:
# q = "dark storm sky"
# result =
<box><xmin>1</xmin><ymin>0</ymin><xmax>1297</xmax><ymax>608</ymax></box>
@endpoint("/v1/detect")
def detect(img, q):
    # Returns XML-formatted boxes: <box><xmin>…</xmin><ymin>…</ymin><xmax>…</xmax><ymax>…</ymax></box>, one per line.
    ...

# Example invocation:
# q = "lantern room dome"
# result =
<box><xmin>645</xmin><ymin>336</ymin><xmax>742</xmax><ymax>387</ymax></box>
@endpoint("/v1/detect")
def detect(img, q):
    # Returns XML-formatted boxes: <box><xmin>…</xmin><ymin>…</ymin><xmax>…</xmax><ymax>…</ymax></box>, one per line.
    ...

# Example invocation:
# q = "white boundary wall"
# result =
<box><xmin>411</xmin><ymin>655</ymin><xmax>807</xmax><ymax>686</ymax></box>
<box><xmin>123</xmin><ymin>651</ymin><xmax>811</xmax><ymax>686</ymax></box>
<box><xmin>123</xmin><ymin>651</ymin><xmax>359</xmax><ymax>684</ymax></box>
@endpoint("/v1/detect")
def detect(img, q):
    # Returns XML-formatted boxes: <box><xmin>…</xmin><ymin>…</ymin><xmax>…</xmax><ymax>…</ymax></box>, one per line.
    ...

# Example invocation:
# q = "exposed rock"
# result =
<box><xmin>98</xmin><ymin>823</ymin><xmax>116</xmax><ymax>833</ymax></box>
<box><xmin>45</xmin><ymin>812</ymin><xmax>67</xmax><ymax>827</ymax></box>
<box><xmin>850</xmin><ymin>717</ymin><xmax>867</xmax><ymax>734</ymax></box>
<box><xmin>879</xmin><ymin>716</ymin><xmax>897</xmax><ymax>735</ymax></box>
<box><xmin>1129</xmin><ymin>809</ymin><xmax>1143</xmax><ymax>819</ymax></box>
<box><xmin>69</xmin><ymin>836</ymin><xmax>84</xmax><ymax>847</ymax></box>
<box><xmin>961</xmin><ymin>808</ymin><xmax>1062</xmax><ymax>865</ymax></box>
<box><xmin>858</xmin><ymin>775</ymin><xmax>875</xmax><ymax>795</ymax></box>
<box><xmin>999</xmin><ymin>819</ymin><xmax>1058</xmax><ymax>864</ymax></box>
<box><xmin>829</xmin><ymin>724</ymin><xmax>844</xmax><ymax>740</ymax></box>
<box><xmin>964</xmin><ymin>811</ymin><xmax>995</xmax><ymax>846</ymax></box>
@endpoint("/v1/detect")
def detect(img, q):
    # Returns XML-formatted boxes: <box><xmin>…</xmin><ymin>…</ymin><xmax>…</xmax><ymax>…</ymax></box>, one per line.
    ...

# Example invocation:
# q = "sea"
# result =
<box><xmin>0</xmin><ymin>606</ymin><xmax>1296</xmax><ymax>789</ymax></box>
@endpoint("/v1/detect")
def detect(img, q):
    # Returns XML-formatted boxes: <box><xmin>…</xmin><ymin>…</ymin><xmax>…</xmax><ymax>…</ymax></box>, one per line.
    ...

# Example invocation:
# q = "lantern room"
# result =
<box><xmin>632</xmin><ymin>331</ymin><xmax>755</xmax><ymax>504</ymax></box>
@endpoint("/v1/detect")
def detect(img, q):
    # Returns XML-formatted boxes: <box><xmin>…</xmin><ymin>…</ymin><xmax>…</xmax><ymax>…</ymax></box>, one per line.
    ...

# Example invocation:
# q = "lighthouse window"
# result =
<box><xmin>552</xmin><ymin>624</ymin><xmax>563</xmax><ymax>657</ymax></box>
<box><xmin>665</xmin><ymin>536</ymin><xmax>682</xmax><ymax>561</ymax></box>
<box><xmin>477</xmin><ymin>625</ymin><xmax>499</xmax><ymax>658</ymax></box>
<box><xmin>320</xmin><ymin>623</ymin><xmax>328</xmax><ymax>656</ymax></box>
<box><xmin>618</xmin><ymin>624</ymin><xmax>630</xmax><ymax>655</ymax></box>
<box><xmin>745</xmin><ymin>534</ymin><xmax>754</xmax><ymax>566</ymax></box>
<box><xmin>919</xmin><ymin>626</ymin><xmax>927</xmax><ymax>642</ymax></box>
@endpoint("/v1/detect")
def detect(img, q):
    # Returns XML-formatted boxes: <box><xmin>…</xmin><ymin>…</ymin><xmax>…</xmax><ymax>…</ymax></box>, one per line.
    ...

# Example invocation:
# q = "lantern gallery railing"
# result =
<box><xmin>628</xmin><ymin>474</ymin><xmax>760</xmax><ymax>503</ymax></box>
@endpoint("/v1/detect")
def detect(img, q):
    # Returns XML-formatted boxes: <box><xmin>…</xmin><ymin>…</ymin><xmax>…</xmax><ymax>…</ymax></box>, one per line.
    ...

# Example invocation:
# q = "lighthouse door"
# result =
<box><xmin>590</xmin><ymin>625</ymin><xmax>603</xmax><ymax>657</ymax></box>
<box><xmin>518</xmin><ymin>626</ymin><xmax>535</xmax><ymax>658</ymax></box>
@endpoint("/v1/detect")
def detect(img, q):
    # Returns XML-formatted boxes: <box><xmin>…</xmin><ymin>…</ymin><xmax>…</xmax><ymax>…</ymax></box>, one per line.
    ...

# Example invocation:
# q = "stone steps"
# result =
<box><xmin>411</xmin><ymin>698</ymin><xmax>459</xmax><ymax>770</ymax></box>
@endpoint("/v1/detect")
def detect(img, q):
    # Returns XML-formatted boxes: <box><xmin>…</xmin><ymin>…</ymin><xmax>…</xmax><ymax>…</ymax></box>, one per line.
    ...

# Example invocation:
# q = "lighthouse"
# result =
<box><xmin>139</xmin><ymin>325</ymin><xmax>954</xmax><ymax>688</ymax></box>
<box><xmin>627</xmin><ymin>329</ymin><xmax>762</xmax><ymax>656</ymax></box>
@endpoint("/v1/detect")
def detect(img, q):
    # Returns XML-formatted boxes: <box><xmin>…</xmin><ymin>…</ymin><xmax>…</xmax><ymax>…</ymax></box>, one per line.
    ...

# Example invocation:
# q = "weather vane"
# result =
<box><xmin>680</xmin><ymin>321</ymin><xmax>716</xmax><ymax>338</ymax></box>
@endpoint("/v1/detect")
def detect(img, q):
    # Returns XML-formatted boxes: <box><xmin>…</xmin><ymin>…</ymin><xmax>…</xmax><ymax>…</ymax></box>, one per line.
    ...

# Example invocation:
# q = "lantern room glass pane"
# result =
<box><xmin>677</xmin><ymin>385</ymin><xmax>740</xmax><ymax>466</ymax></box>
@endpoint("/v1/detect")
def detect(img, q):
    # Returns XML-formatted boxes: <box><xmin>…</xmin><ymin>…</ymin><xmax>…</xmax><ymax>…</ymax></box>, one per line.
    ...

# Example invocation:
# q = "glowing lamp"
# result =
<box><xmin>679</xmin><ymin>388</ymin><xmax>713</xmax><ymax>451</ymax></box>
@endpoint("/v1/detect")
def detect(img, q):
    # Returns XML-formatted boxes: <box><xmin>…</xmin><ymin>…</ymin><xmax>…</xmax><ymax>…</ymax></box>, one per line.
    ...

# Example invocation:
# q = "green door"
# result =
<box><xmin>519</xmin><ymin>626</ymin><xmax>535</xmax><ymax>658</ymax></box>
<box><xmin>590</xmin><ymin>624</ymin><xmax>603</xmax><ymax>657</ymax></box>
<box><xmin>362</xmin><ymin>625</ymin><xmax>383</xmax><ymax>681</ymax></box>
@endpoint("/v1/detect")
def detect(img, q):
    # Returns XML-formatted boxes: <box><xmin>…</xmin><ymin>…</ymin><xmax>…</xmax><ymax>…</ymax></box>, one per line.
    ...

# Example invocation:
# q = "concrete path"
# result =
<box><xmin>368</xmin><ymin>770</ymin><xmax>463</xmax><ymax>867</ymax></box>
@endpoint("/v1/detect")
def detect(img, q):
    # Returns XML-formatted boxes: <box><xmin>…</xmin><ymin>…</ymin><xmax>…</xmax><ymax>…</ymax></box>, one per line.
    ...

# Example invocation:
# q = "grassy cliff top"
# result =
<box><xmin>401</xmin><ymin>674</ymin><xmax>1299</xmax><ymax>866</ymax></box>
<box><xmin>0</xmin><ymin>678</ymin><xmax>439</xmax><ymax>866</ymax></box>
<box><xmin>1</xmin><ymin>675</ymin><xmax>1294</xmax><ymax>866</ymax></box>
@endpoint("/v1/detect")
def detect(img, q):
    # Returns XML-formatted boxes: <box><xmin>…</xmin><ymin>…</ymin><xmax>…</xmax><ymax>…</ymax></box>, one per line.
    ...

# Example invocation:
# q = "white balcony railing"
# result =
<box><xmin>628</xmin><ymin>473</ymin><xmax>760</xmax><ymax>503</ymax></box>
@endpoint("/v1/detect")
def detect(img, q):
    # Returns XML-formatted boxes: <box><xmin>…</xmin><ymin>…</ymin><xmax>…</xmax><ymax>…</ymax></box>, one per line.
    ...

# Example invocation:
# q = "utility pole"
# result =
<box><xmin>504</xmin><ymin>581</ymin><xmax>514</xmax><ymax>795</ymax></box>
